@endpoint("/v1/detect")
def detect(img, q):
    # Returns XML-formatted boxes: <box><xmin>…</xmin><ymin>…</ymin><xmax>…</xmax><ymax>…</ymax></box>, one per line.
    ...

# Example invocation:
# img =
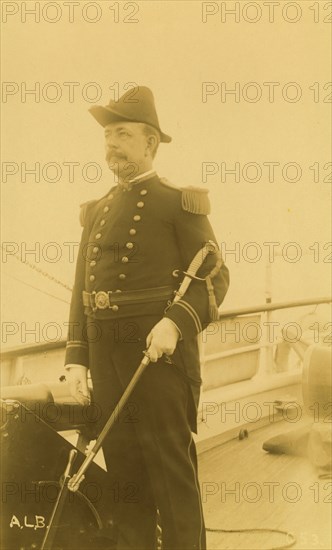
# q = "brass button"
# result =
<box><xmin>89</xmin><ymin>275</ymin><xmax>95</xmax><ymax>282</ymax></box>
<box><xmin>100</xmin><ymin>219</ymin><xmax>105</xmax><ymax>226</ymax></box>
<box><xmin>126</xmin><ymin>242</ymin><xmax>134</xmax><ymax>249</ymax></box>
<box><xmin>137</xmin><ymin>201</ymin><xmax>144</xmax><ymax>208</ymax></box>
<box><xmin>121</xmin><ymin>256</ymin><xmax>129</xmax><ymax>263</ymax></box>
<box><xmin>103</xmin><ymin>206</ymin><xmax>109</xmax><ymax>213</ymax></box>
<box><xmin>140</xmin><ymin>189</ymin><xmax>147</xmax><ymax>196</ymax></box>
<box><xmin>95</xmin><ymin>233</ymin><xmax>102</xmax><ymax>240</ymax></box>
<box><xmin>90</xmin><ymin>260</ymin><xmax>96</xmax><ymax>267</ymax></box>
<box><xmin>115</xmin><ymin>289</ymin><xmax>122</xmax><ymax>293</ymax></box>
<box><xmin>111</xmin><ymin>305</ymin><xmax>119</xmax><ymax>312</ymax></box>
<box><xmin>119</xmin><ymin>273</ymin><xmax>126</xmax><ymax>279</ymax></box>
<box><xmin>133</xmin><ymin>215</ymin><xmax>141</xmax><ymax>222</ymax></box>
<box><xmin>129</xmin><ymin>228</ymin><xmax>136</xmax><ymax>235</ymax></box>
<box><xmin>93</xmin><ymin>246</ymin><xmax>99</xmax><ymax>254</ymax></box>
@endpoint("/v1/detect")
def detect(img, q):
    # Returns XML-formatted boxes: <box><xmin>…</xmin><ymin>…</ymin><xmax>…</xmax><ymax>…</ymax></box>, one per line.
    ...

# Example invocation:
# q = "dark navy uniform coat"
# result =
<box><xmin>65</xmin><ymin>172</ymin><xmax>229</xmax><ymax>431</ymax></box>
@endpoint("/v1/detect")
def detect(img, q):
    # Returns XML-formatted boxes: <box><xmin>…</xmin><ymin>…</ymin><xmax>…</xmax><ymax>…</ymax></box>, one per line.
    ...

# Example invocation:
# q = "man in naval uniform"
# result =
<box><xmin>65</xmin><ymin>86</ymin><xmax>230</xmax><ymax>550</ymax></box>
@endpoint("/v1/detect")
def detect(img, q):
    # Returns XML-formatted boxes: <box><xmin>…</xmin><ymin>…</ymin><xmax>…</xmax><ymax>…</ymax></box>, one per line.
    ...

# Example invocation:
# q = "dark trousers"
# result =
<box><xmin>88</xmin><ymin>316</ymin><xmax>206</xmax><ymax>550</ymax></box>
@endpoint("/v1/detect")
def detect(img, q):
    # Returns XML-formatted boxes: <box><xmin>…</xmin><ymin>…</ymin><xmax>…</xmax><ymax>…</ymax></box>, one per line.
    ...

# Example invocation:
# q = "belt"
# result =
<box><xmin>83</xmin><ymin>286</ymin><xmax>174</xmax><ymax>313</ymax></box>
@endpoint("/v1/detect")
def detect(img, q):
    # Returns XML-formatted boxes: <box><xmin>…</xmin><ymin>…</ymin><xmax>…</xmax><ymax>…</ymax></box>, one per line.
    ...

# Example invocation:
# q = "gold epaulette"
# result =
<box><xmin>159</xmin><ymin>177</ymin><xmax>211</xmax><ymax>215</ymax></box>
<box><xmin>79</xmin><ymin>200</ymin><xmax>97</xmax><ymax>227</ymax></box>
<box><xmin>181</xmin><ymin>186</ymin><xmax>210</xmax><ymax>215</ymax></box>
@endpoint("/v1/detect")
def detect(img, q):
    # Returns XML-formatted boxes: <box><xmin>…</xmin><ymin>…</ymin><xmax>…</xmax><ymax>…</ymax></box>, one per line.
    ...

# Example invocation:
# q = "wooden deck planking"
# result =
<box><xmin>198</xmin><ymin>420</ymin><xmax>331</xmax><ymax>550</ymax></box>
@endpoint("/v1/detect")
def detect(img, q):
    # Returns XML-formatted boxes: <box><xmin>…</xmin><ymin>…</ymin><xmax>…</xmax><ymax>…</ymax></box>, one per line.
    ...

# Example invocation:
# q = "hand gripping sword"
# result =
<box><xmin>40</xmin><ymin>350</ymin><xmax>151</xmax><ymax>550</ymax></box>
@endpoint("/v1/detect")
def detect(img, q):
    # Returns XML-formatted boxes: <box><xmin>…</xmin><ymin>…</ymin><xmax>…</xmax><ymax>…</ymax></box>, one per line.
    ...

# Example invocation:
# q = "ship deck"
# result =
<box><xmin>199</xmin><ymin>419</ymin><xmax>331</xmax><ymax>550</ymax></box>
<box><xmin>1</xmin><ymin>297</ymin><xmax>331</xmax><ymax>550</ymax></box>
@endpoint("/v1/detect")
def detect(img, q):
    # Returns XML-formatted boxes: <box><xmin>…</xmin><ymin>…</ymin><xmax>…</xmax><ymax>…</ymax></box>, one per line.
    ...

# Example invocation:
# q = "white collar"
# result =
<box><xmin>129</xmin><ymin>169</ymin><xmax>156</xmax><ymax>183</ymax></box>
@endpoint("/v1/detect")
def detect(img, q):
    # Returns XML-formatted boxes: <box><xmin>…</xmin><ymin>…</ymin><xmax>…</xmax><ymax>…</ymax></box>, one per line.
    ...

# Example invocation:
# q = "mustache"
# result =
<box><xmin>106</xmin><ymin>151</ymin><xmax>127</xmax><ymax>163</ymax></box>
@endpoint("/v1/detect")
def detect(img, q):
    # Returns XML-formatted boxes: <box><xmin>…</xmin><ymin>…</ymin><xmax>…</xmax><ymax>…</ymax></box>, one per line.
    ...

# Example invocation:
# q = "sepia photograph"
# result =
<box><xmin>1</xmin><ymin>1</ymin><xmax>331</xmax><ymax>549</ymax></box>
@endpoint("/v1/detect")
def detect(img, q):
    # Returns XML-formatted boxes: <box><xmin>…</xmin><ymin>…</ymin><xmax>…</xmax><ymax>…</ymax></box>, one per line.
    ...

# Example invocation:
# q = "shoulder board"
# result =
<box><xmin>181</xmin><ymin>186</ymin><xmax>210</xmax><ymax>215</ymax></box>
<box><xmin>159</xmin><ymin>178</ymin><xmax>210</xmax><ymax>215</ymax></box>
<box><xmin>79</xmin><ymin>199</ymin><xmax>98</xmax><ymax>227</ymax></box>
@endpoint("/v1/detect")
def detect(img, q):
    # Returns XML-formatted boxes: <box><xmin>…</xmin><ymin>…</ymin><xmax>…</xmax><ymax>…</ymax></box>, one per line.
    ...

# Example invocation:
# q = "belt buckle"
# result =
<box><xmin>90</xmin><ymin>291</ymin><xmax>110</xmax><ymax>311</ymax></box>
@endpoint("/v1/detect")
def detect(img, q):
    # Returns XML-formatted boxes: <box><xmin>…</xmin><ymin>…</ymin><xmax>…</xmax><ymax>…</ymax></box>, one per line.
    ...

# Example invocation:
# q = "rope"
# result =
<box><xmin>1</xmin><ymin>244</ymin><xmax>73</xmax><ymax>292</ymax></box>
<box><xmin>203</xmin><ymin>435</ymin><xmax>297</xmax><ymax>550</ymax></box>
<box><xmin>206</xmin><ymin>526</ymin><xmax>296</xmax><ymax>550</ymax></box>
<box><xmin>2</xmin><ymin>271</ymin><xmax>71</xmax><ymax>305</ymax></box>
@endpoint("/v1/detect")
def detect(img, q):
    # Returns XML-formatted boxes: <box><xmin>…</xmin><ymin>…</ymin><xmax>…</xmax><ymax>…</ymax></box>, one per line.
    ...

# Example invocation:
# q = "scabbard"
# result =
<box><xmin>40</xmin><ymin>449</ymin><xmax>77</xmax><ymax>550</ymax></box>
<box><xmin>67</xmin><ymin>351</ymin><xmax>151</xmax><ymax>493</ymax></box>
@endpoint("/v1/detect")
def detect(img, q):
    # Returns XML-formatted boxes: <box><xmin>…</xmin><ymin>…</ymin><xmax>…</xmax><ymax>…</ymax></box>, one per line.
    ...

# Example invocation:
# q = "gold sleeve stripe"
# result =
<box><xmin>66</xmin><ymin>341</ymin><xmax>88</xmax><ymax>348</ymax></box>
<box><xmin>180</xmin><ymin>300</ymin><xmax>202</xmax><ymax>332</ymax></box>
<box><xmin>176</xmin><ymin>300</ymin><xmax>202</xmax><ymax>333</ymax></box>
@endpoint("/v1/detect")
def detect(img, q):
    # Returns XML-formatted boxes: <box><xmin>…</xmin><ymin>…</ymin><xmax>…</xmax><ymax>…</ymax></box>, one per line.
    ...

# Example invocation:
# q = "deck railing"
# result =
<box><xmin>1</xmin><ymin>296</ymin><xmax>331</xmax><ymax>390</ymax></box>
<box><xmin>200</xmin><ymin>296</ymin><xmax>331</xmax><ymax>390</ymax></box>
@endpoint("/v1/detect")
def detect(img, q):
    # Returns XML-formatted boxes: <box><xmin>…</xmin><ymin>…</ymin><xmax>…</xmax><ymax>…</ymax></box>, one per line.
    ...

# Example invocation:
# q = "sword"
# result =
<box><xmin>40</xmin><ymin>350</ymin><xmax>150</xmax><ymax>549</ymax></box>
<box><xmin>68</xmin><ymin>350</ymin><xmax>151</xmax><ymax>492</ymax></box>
<box><xmin>40</xmin><ymin>449</ymin><xmax>77</xmax><ymax>550</ymax></box>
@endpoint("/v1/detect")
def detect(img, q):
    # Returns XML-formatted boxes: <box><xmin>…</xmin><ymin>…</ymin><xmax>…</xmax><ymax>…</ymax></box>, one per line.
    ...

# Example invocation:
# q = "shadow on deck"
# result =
<box><xmin>199</xmin><ymin>420</ymin><xmax>331</xmax><ymax>550</ymax></box>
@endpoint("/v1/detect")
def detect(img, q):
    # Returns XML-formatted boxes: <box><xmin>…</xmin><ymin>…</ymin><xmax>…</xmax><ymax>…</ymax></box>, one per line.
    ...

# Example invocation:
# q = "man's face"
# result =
<box><xmin>104</xmin><ymin>121</ymin><xmax>150</xmax><ymax>180</ymax></box>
